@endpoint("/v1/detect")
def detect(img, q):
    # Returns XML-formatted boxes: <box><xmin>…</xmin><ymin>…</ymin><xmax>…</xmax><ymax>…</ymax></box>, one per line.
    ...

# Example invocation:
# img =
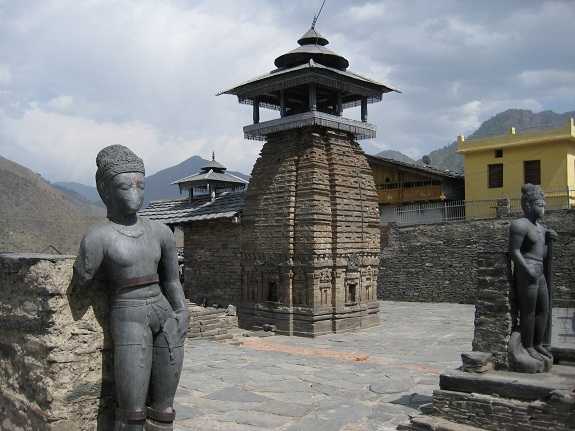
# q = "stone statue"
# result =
<box><xmin>508</xmin><ymin>184</ymin><xmax>557</xmax><ymax>373</ymax></box>
<box><xmin>72</xmin><ymin>145</ymin><xmax>189</xmax><ymax>430</ymax></box>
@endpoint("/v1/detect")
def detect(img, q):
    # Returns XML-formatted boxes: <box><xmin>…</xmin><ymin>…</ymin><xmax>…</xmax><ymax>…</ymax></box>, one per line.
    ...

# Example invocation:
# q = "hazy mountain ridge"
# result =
<box><xmin>53</xmin><ymin>156</ymin><xmax>250</xmax><ymax>205</ymax></box>
<box><xmin>376</xmin><ymin>109</ymin><xmax>575</xmax><ymax>173</ymax></box>
<box><xmin>0</xmin><ymin>156</ymin><xmax>105</xmax><ymax>253</ymax></box>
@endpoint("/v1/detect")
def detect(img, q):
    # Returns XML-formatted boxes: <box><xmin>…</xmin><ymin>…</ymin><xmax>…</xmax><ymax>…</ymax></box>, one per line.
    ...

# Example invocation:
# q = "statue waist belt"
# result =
<box><xmin>114</xmin><ymin>274</ymin><xmax>160</xmax><ymax>289</ymax></box>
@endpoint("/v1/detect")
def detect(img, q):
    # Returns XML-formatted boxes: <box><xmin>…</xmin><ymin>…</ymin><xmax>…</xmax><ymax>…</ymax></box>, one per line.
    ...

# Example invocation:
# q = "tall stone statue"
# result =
<box><xmin>508</xmin><ymin>184</ymin><xmax>557</xmax><ymax>373</ymax></box>
<box><xmin>73</xmin><ymin>145</ymin><xmax>189</xmax><ymax>430</ymax></box>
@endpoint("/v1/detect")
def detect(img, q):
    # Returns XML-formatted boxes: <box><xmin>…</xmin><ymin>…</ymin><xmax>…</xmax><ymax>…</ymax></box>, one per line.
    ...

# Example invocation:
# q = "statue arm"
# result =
<box><xmin>159</xmin><ymin>225</ymin><xmax>189</xmax><ymax>339</ymax></box>
<box><xmin>72</xmin><ymin>230</ymin><xmax>104</xmax><ymax>291</ymax></box>
<box><xmin>158</xmin><ymin>225</ymin><xmax>187</xmax><ymax>311</ymax></box>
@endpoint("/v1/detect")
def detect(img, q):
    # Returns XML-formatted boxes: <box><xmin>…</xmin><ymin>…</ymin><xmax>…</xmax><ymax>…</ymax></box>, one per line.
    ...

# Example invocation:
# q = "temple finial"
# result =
<box><xmin>212</xmin><ymin>151</ymin><xmax>215</xmax><ymax>161</ymax></box>
<box><xmin>311</xmin><ymin>0</ymin><xmax>327</xmax><ymax>30</ymax></box>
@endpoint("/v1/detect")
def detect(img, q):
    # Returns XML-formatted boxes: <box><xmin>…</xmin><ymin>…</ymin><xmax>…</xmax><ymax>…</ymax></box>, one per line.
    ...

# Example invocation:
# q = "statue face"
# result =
<box><xmin>524</xmin><ymin>198</ymin><xmax>545</xmax><ymax>219</ymax></box>
<box><xmin>531</xmin><ymin>198</ymin><xmax>545</xmax><ymax>218</ymax></box>
<box><xmin>107</xmin><ymin>172</ymin><xmax>145</xmax><ymax>215</ymax></box>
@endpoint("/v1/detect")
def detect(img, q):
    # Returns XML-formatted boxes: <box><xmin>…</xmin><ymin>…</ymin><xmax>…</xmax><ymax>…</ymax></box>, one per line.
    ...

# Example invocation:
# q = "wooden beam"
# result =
<box><xmin>280</xmin><ymin>90</ymin><xmax>286</xmax><ymax>117</ymax></box>
<box><xmin>309</xmin><ymin>83</ymin><xmax>317</xmax><ymax>111</ymax></box>
<box><xmin>361</xmin><ymin>96</ymin><xmax>368</xmax><ymax>122</ymax></box>
<box><xmin>253</xmin><ymin>98</ymin><xmax>260</xmax><ymax>124</ymax></box>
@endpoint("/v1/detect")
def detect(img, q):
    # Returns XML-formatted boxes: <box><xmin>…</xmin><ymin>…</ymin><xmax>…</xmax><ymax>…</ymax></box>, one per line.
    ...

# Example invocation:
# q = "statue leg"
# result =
<box><xmin>534</xmin><ymin>276</ymin><xmax>553</xmax><ymax>360</ymax></box>
<box><xmin>517</xmin><ymin>271</ymin><xmax>537</xmax><ymax>349</ymax></box>
<box><xmin>111</xmin><ymin>305</ymin><xmax>154</xmax><ymax>431</ymax></box>
<box><xmin>145</xmin><ymin>301</ymin><xmax>185</xmax><ymax>430</ymax></box>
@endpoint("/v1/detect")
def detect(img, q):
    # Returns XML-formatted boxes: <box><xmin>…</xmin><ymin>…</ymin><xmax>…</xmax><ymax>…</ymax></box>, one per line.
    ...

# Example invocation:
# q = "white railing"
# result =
<box><xmin>381</xmin><ymin>189</ymin><xmax>575</xmax><ymax>225</ymax></box>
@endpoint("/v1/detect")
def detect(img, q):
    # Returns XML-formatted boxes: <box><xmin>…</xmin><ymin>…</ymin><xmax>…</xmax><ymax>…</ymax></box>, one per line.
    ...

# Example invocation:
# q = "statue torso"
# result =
<box><xmin>517</xmin><ymin>217</ymin><xmax>546</xmax><ymax>261</ymax></box>
<box><xmin>99</xmin><ymin>217</ymin><xmax>164</xmax><ymax>299</ymax></box>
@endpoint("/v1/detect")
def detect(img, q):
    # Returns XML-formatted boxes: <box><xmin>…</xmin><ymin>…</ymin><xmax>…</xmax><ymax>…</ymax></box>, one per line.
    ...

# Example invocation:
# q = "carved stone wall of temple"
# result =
<box><xmin>238</xmin><ymin>127</ymin><xmax>380</xmax><ymax>336</ymax></box>
<box><xmin>183</xmin><ymin>220</ymin><xmax>242</xmax><ymax>306</ymax></box>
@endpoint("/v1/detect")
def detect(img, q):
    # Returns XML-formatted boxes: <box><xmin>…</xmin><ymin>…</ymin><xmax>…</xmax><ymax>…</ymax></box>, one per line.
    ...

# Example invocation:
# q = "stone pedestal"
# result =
<box><xmin>0</xmin><ymin>254</ymin><xmax>114</xmax><ymax>431</ymax></box>
<box><xmin>400</xmin><ymin>251</ymin><xmax>575</xmax><ymax>431</ymax></box>
<box><xmin>239</xmin><ymin>127</ymin><xmax>380</xmax><ymax>336</ymax></box>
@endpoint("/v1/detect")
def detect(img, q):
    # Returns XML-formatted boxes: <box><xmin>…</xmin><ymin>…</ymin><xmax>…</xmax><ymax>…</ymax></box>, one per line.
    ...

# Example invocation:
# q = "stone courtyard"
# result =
<box><xmin>173</xmin><ymin>301</ymin><xmax>475</xmax><ymax>430</ymax></box>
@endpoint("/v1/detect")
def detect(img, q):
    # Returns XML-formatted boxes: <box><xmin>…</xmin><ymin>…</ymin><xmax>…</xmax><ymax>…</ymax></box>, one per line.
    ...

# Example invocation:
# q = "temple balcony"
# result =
<box><xmin>243</xmin><ymin>110</ymin><xmax>376</xmax><ymax>141</ymax></box>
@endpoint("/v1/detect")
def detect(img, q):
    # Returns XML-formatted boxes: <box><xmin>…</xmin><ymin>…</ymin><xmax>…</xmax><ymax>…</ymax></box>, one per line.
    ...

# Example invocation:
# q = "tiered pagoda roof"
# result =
<box><xmin>218</xmin><ymin>26</ymin><xmax>399</xmax><ymax>140</ymax></box>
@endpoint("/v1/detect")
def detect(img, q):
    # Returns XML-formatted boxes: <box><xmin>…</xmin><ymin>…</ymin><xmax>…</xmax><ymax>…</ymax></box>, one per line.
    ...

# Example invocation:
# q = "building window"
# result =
<box><xmin>524</xmin><ymin>160</ymin><xmax>541</xmax><ymax>185</ymax></box>
<box><xmin>495</xmin><ymin>149</ymin><xmax>503</xmax><ymax>158</ymax></box>
<box><xmin>488</xmin><ymin>164</ymin><xmax>503</xmax><ymax>188</ymax></box>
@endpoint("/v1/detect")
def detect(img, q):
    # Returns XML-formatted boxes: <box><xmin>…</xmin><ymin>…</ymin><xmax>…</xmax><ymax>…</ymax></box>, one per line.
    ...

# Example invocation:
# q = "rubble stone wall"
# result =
<box><xmin>0</xmin><ymin>254</ymin><xmax>113</xmax><ymax>431</ymax></box>
<box><xmin>433</xmin><ymin>389</ymin><xmax>575</xmax><ymax>431</ymax></box>
<box><xmin>183</xmin><ymin>220</ymin><xmax>241</xmax><ymax>306</ymax></box>
<box><xmin>378</xmin><ymin>209</ymin><xmax>575</xmax><ymax>308</ymax></box>
<box><xmin>471</xmin><ymin>251</ymin><xmax>512</xmax><ymax>369</ymax></box>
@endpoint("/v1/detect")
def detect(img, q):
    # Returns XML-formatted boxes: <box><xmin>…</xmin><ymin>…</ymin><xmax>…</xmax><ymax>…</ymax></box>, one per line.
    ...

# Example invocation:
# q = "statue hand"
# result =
<box><xmin>174</xmin><ymin>308</ymin><xmax>190</xmax><ymax>341</ymax></box>
<box><xmin>546</xmin><ymin>228</ymin><xmax>558</xmax><ymax>241</ymax></box>
<box><xmin>526</xmin><ymin>267</ymin><xmax>539</xmax><ymax>282</ymax></box>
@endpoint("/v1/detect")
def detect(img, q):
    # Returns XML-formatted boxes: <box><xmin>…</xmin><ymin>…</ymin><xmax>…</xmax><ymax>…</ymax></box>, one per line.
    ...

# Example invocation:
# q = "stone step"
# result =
<box><xmin>398</xmin><ymin>415</ymin><xmax>488</xmax><ymax>431</ymax></box>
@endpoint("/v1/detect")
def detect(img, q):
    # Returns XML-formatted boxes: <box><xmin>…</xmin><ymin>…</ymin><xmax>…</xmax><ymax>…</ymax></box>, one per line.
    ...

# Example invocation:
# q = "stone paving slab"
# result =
<box><xmin>175</xmin><ymin>301</ymin><xmax>475</xmax><ymax>431</ymax></box>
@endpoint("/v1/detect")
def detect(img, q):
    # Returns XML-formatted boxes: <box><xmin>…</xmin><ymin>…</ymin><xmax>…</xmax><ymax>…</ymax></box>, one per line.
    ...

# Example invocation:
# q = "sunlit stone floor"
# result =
<box><xmin>174</xmin><ymin>301</ymin><xmax>476</xmax><ymax>431</ymax></box>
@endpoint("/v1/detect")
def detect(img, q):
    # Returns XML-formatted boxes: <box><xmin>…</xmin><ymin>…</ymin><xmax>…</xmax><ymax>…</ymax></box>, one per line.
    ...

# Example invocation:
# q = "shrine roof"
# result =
<box><xmin>139</xmin><ymin>191</ymin><xmax>246</xmax><ymax>224</ymax></box>
<box><xmin>172</xmin><ymin>169</ymin><xmax>248</xmax><ymax>185</ymax></box>
<box><xmin>366</xmin><ymin>154</ymin><xmax>464</xmax><ymax>180</ymax></box>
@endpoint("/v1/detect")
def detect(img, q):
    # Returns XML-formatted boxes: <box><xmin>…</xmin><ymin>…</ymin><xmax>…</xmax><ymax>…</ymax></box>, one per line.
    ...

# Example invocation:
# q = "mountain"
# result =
<box><xmin>54</xmin><ymin>156</ymin><xmax>250</xmax><ymax>204</ymax></box>
<box><xmin>53</xmin><ymin>181</ymin><xmax>104</xmax><ymax>206</ymax></box>
<box><xmin>373</xmin><ymin>109</ymin><xmax>575</xmax><ymax>173</ymax></box>
<box><xmin>144</xmin><ymin>156</ymin><xmax>250</xmax><ymax>203</ymax></box>
<box><xmin>0</xmin><ymin>156</ymin><xmax>105</xmax><ymax>254</ymax></box>
<box><xmin>374</xmin><ymin>150</ymin><xmax>417</xmax><ymax>164</ymax></box>
<box><xmin>424</xmin><ymin>109</ymin><xmax>575</xmax><ymax>172</ymax></box>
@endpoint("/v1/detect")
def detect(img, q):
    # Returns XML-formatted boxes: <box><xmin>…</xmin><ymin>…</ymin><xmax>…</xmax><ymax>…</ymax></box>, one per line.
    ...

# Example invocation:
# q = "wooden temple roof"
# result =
<box><xmin>139</xmin><ymin>191</ymin><xmax>246</xmax><ymax>225</ymax></box>
<box><xmin>217</xmin><ymin>59</ymin><xmax>399</xmax><ymax>110</ymax></box>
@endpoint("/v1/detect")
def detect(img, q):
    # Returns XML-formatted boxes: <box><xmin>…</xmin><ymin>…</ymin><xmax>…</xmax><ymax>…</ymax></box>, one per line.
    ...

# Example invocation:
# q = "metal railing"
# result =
<box><xmin>381</xmin><ymin>189</ymin><xmax>575</xmax><ymax>225</ymax></box>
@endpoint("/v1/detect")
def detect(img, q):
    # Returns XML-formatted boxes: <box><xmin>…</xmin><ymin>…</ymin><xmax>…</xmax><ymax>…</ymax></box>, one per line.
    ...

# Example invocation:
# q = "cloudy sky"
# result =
<box><xmin>0</xmin><ymin>0</ymin><xmax>573</xmax><ymax>185</ymax></box>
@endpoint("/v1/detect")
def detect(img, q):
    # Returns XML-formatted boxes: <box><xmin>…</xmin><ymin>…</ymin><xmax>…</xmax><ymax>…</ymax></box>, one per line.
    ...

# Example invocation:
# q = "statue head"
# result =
<box><xmin>95</xmin><ymin>145</ymin><xmax>145</xmax><ymax>217</ymax></box>
<box><xmin>521</xmin><ymin>183</ymin><xmax>545</xmax><ymax>220</ymax></box>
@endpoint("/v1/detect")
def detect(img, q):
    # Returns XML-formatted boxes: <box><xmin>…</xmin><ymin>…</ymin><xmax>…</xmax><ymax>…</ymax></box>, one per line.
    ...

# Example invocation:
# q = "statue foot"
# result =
<box><xmin>526</xmin><ymin>347</ymin><xmax>547</xmax><ymax>363</ymax></box>
<box><xmin>534</xmin><ymin>344</ymin><xmax>553</xmax><ymax>360</ymax></box>
<box><xmin>532</xmin><ymin>345</ymin><xmax>553</xmax><ymax>371</ymax></box>
<box><xmin>508</xmin><ymin>331</ymin><xmax>545</xmax><ymax>373</ymax></box>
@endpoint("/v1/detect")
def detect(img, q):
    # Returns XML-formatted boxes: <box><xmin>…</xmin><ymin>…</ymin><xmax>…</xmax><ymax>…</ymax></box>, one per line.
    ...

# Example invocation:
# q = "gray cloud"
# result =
<box><xmin>0</xmin><ymin>0</ymin><xmax>573</xmax><ymax>184</ymax></box>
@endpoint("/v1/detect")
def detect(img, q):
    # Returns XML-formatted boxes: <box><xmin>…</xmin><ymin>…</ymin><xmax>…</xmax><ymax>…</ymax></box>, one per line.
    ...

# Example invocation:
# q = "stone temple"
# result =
<box><xmin>218</xmin><ymin>25</ymin><xmax>398</xmax><ymax>336</ymax></box>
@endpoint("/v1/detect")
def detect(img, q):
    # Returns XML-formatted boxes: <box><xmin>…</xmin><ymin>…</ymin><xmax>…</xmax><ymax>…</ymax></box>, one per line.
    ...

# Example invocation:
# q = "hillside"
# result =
<box><xmin>374</xmin><ymin>150</ymin><xmax>417</xmax><ymax>164</ymax></box>
<box><xmin>54</xmin><ymin>181</ymin><xmax>104</xmax><ymax>206</ymax></box>
<box><xmin>374</xmin><ymin>109</ymin><xmax>575</xmax><ymax>173</ymax></box>
<box><xmin>0</xmin><ymin>156</ymin><xmax>105</xmax><ymax>253</ymax></box>
<box><xmin>422</xmin><ymin>109</ymin><xmax>575</xmax><ymax>172</ymax></box>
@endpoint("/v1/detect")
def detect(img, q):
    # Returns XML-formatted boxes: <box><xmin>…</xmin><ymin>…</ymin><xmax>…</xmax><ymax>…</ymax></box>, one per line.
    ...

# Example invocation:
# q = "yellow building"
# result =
<box><xmin>457</xmin><ymin>117</ymin><xmax>575</xmax><ymax>217</ymax></box>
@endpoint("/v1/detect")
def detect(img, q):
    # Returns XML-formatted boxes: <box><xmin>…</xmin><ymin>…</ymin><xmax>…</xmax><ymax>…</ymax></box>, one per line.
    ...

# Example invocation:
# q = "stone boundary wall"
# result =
<box><xmin>472</xmin><ymin>251</ymin><xmax>512</xmax><ymax>369</ymax></box>
<box><xmin>378</xmin><ymin>209</ymin><xmax>575</xmax><ymax>308</ymax></box>
<box><xmin>0</xmin><ymin>254</ymin><xmax>113</xmax><ymax>431</ymax></box>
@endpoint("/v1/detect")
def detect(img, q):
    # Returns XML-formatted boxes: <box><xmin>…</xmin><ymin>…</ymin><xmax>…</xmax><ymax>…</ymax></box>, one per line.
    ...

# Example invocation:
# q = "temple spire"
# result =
<box><xmin>311</xmin><ymin>0</ymin><xmax>327</xmax><ymax>30</ymax></box>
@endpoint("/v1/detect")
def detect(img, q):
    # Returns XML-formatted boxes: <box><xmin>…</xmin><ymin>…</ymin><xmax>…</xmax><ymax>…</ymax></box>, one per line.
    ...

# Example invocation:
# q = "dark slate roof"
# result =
<box><xmin>366</xmin><ymin>154</ymin><xmax>464</xmax><ymax>180</ymax></box>
<box><xmin>201</xmin><ymin>159</ymin><xmax>226</xmax><ymax>171</ymax></box>
<box><xmin>172</xmin><ymin>169</ymin><xmax>248</xmax><ymax>185</ymax></box>
<box><xmin>298</xmin><ymin>28</ymin><xmax>329</xmax><ymax>46</ymax></box>
<box><xmin>217</xmin><ymin>59</ymin><xmax>399</xmax><ymax>99</ymax></box>
<box><xmin>138</xmin><ymin>192</ymin><xmax>246</xmax><ymax>224</ymax></box>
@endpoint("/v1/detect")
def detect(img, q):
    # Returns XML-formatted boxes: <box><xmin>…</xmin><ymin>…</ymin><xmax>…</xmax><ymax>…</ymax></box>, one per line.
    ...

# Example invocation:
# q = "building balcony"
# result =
<box><xmin>377</xmin><ymin>184</ymin><xmax>443</xmax><ymax>205</ymax></box>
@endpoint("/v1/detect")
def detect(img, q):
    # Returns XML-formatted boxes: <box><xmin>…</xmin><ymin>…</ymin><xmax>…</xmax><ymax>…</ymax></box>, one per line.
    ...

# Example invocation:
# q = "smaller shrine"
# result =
<box><xmin>172</xmin><ymin>153</ymin><xmax>248</xmax><ymax>200</ymax></box>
